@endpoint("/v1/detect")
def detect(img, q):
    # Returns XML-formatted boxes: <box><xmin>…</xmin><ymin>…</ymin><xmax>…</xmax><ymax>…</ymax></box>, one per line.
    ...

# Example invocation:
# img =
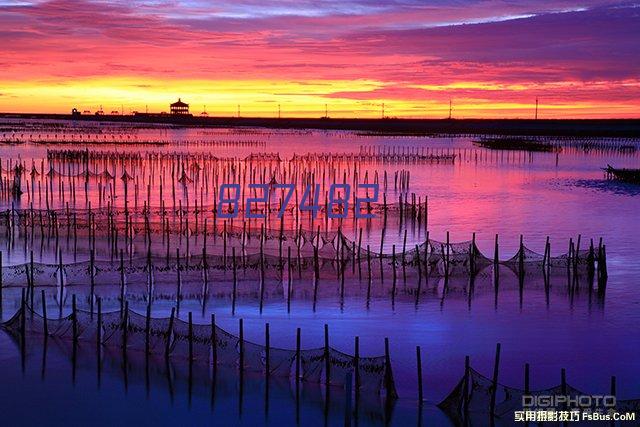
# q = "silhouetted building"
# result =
<box><xmin>170</xmin><ymin>98</ymin><xmax>189</xmax><ymax>115</ymax></box>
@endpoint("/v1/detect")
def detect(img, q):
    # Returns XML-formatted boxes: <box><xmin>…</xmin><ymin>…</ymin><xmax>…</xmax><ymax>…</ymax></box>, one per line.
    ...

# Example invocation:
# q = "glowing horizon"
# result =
<box><xmin>1</xmin><ymin>1</ymin><xmax>639</xmax><ymax>119</ymax></box>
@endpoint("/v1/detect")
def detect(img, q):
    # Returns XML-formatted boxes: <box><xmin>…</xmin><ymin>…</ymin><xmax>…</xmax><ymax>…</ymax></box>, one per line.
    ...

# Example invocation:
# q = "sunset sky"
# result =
<box><xmin>0</xmin><ymin>0</ymin><xmax>639</xmax><ymax>118</ymax></box>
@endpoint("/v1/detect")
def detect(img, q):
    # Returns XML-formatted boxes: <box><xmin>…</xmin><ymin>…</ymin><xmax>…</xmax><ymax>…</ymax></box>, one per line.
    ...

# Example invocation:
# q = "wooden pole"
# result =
<box><xmin>165</xmin><ymin>307</ymin><xmax>175</xmax><ymax>358</ymax></box>
<box><xmin>384</xmin><ymin>337</ymin><xmax>396</xmax><ymax>398</ymax></box>
<box><xmin>188</xmin><ymin>311</ymin><xmax>194</xmax><ymax>362</ymax></box>
<box><xmin>610</xmin><ymin>375</ymin><xmax>616</xmax><ymax>399</ymax></box>
<box><xmin>211</xmin><ymin>313</ymin><xmax>217</xmax><ymax>367</ymax></box>
<box><xmin>97</xmin><ymin>298</ymin><xmax>102</xmax><ymax>351</ymax></box>
<box><xmin>463</xmin><ymin>355</ymin><xmax>470</xmax><ymax>416</ymax></box>
<box><xmin>89</xmin><ymin>249</ymin><xmax>95</xmax><ymax>317</ymax></box>
<box><xmin>122</xmin><ymin>300</ymin><xmax>129</xmax><ymax>351</ymax></box>
<box><xmin>72</xmin><ymin>294</ymin><xmax>78</xmax><ymax>344</ymax></box>
<box><xmin>41</xmin><ymin>289</ymin><xmax>48</xmax><ymax>336</ymax></box>
<box><xmin>524</xmin><ymin>363</ymin><xmax>530</xmax><ymax>397</ymax></box>
<box><xmin>58</xmin><ymin>250</ymin><xmax>64</xmax><ymax>317</ymax></box>
<box><xmin>119</xmin><ymin>249</ymin><xmax>125</xmax><ymax>314</ymax></box>
<box><xmin>176</xmin><ymin>248</ymin><xmax>182</xmax><ymax>307</ymax></box>
<box><xmin>145</xmin><ymin>302</ymin><xmax>151</xmax><ymax>354</ymax></box>
<box><xmin>232</xmin><ymin>247</ymin><xmax>237</xmax><ymax>315</ymax></box>
<box><xmin>20</xmin><ymin>287</ymin><xmax>26</xmax><ymax>357</ymax></box>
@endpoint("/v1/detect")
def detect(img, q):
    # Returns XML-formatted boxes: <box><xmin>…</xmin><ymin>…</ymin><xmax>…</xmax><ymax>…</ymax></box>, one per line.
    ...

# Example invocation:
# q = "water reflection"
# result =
<box><xmin>0</xmin><ymin>332</ymin><xmax>452</xmax><ymax>426</ymax></box>
<box><xmin>568</xmin><ymin>179</ymin><xmax>640</xmax><ymax>196</ymax></box>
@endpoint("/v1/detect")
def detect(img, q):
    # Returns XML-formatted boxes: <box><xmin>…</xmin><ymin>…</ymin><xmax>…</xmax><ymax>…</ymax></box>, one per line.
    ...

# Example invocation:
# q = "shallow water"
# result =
<box><xmin>0</xmin><ymin>119</ymin><xmax>639</xmax><ymax>425</ymax></box>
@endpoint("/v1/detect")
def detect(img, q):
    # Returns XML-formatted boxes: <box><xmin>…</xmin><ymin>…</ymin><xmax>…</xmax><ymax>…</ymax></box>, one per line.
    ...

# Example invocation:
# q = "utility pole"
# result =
<box><xmin>278</xmin><ymin>103</ymin><xmax>281</xmax><ymax>119</ymax></box>
<box><xmin>448</xmin><ymin>99</ymin><xmax>452</xmax><ymax>119</ymax></box>
<box><xmin>237</xmin><ymin>104</ymin><xmax>240</xmax><ymax>118</ymax></box>
<box><xmin>535</xmin><ymin>97</ymin><xmax>539</xmax><ymax>120</ymax></box>
<box><xmin>325</xmin><ymin>104</ymin><xmax>328</xmax><ymax>118</ymax></box>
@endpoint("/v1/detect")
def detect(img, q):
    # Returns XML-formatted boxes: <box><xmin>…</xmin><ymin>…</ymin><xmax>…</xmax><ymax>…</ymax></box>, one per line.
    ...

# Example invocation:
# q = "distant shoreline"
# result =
<box><xmin>1</xmin><ymin>113</ymin><xmax>639</xmax><ymax>137</ymax></box>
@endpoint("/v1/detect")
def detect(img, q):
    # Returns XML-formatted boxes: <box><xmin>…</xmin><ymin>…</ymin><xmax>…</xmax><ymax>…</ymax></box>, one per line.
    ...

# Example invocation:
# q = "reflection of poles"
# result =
<box><xmin>41</xmin><ymin>290</ymin><xmax>48</xmax><ymax>336</ymax></box>
<box><xmin>89</xmin><ymin>250</ymin><xmax>95</xmax><ymax>318</ymax></box>
<box><xmin>264</xmin><ymin>323</ymin><xmax>270</xmax><ymax>419</ymax></box>
<box><xmin>0</xmin><ymin>251</ymin><xmax>3</xmax><ymax>311</ymax></box>
<box><xmin>416</xmin><ymin>345</ymin><xmax>423</xmax><ymax>403</ymax></box>
<box><xmin>29</xmin><ymin>251</ymin><xmax>35</xmax><ymax>309</ymax></box>
<box><xmin>97</xmin><ymin>298</ymin><xmax>102</xmax><ymax>387</ymax></box>
<box><xmin>489</xmin><ymin>343</ymin><xmax>501</xmax><ymax>421</ymax></box>
<box><xmin>210</xmin><ymin>313</ymin><xmax>217</xmax><ymax>411</ymax></box>
<box><xmin>524</xmin><ymin>363</ymin><xmax>530</xmax><ymax>402</ymax></box>
<box><xmin>165</xmin><ymin>307</ymin><xmax>175</xmax><ymax>359</ymax></box>
<box><xmin>324</xmin><ymin>324</ymin><xmax>330</xmax><ymax>385</ymax></box>
<box><xmin>72</xmin><ymin>294</ymin><xmax>78</xmax><ymax>384</ymax></box>
<box><xmin>384</xmin><ymin>337</ymin><xmax>397</xmax><ymax>421</ymax></box>
<box><xmin>41</xmin><ymin>312</ymin><xmax>48</xmax><ymax>381</ymax></box>
<box><xmin>188</xmin><ymin>312</ymin><xmax>193</xmax><ymax>408</ymax></box>
<box><xmin>295</xmin><ymin>329</ymin><xmax>300</xmax><ymax>422</ymax></box>
<box><xmin>462</xmin><ymin>355</ymin><xmax>470</xmax><ymax>421</ymax></box>
<box><xmin>238</xmin><ymin>318</ymin><xmax>244</xmax><ymax>418</ymax></box>
<box><xmin>518</xmin><ymin>235</ymin><xmax>525</xmax><ymax>309</ymax></box>
<box><xmin>345</xmin><ymin>372</ymin><xmax>353</xmax><ymax>427</ymax></box>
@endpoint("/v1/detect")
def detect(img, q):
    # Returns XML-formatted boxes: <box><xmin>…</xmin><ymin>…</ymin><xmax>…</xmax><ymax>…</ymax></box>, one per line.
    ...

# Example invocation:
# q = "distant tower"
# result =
<box><xmin>170</xmin><ymin>98</ymin><xmax>189</xmax><ymax>115</ymax></box>
<box><xmin>278</xmin><ymin>103</ymin><xmax>281</xmax><ymax>119</ymax></box>
<box><xmin>201</xmin><ymin>105</ymin><xmax>208</xmax><ymax>117</ymax></box>
<box><xmin>448</xmin><ymin>99</ymin><xmax>452</xmax><ymax>119</ymax></box>
<box><xmin>535</xmin><ymin>97</ymin><xmax>539</xmax><ymax>120</ymax></box>
<box><xmin>381</xmin><ymin>103</ymin><xmax>385</xmax><ymax>119</ymax></box>
<box><xmin>325</xmin><ymin>104</ymin><xmax>328</xmax><ymax>118</ymax></box>
<box><xmin>237</xmin><ymin>104</ymin><xmax>240</xmax><ymax>118</ymax></box>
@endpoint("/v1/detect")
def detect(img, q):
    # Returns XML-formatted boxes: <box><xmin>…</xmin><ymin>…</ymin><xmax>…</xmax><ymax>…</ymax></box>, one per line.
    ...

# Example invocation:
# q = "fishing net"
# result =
<box><xmin>327</xmin><ymin>347</ymin><xmax>354</xmax><ymax>387</ymax></box>
<box><xmin>101</xmin><ymin>310</ymin><xmax>124</xmax><ymax>346</ymax></box>
<box><xmin>299</xmin><ymin>348</ymin><xmax>325</xmax><ymax>383</ymax></box>
<box><xmin>125</xmin><ymin>310</ymin><xmax>150</xmax><ymax>350</ymax></box>
<box><xmin>437</xmin><ymin>367</ymin><xmax>633</xmax><ymax>420</ymax></box>
<box><xmin>213</xmin><ymin>325</ymin><xmax>240</xmax><ymax>366</ymax></box>
<box><xmin>170</xmin><ymin>319</ymin><xmax>212</xmax><ymax>361</ymax></box>
<box><xmin>617</xmin><ymin>399</ymin><xmax>640</xmax><ymax>413</ymax></box>
<box><xmin>0</xmin><ymin>217</ymin><xmax>603</xmax><ymax>289</ymax></box>
<box><xmin>358</xmin><ymin>356</ymin><xmax>388</xmax><ymax>392</ymax></box>
<box><xmin>241</xmin><ymin>339</ymin><xmax>266</xmax><ymax>372</ymax></box>
<box><xmin>268</xmin><ymin>346</ymin><xmax>296</xmax><ymax>377</ymax></box>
